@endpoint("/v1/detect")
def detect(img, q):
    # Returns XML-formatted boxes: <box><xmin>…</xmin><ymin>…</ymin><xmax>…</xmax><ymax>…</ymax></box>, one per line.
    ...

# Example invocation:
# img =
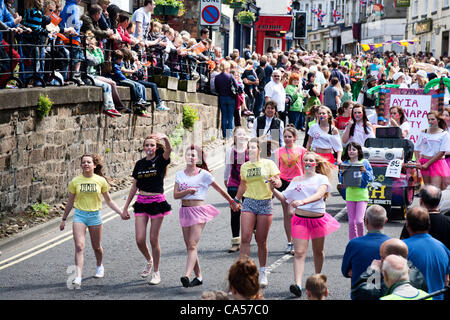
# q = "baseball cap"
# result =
<box><xmin>392</xmin><ymin>72</ymin><xmax>405</xmax><ymax>81</ymax></box>
<box><xmin>416</xmin><ymin>70</ymin><xmax>428</xmax><ymax>78</ymax></box>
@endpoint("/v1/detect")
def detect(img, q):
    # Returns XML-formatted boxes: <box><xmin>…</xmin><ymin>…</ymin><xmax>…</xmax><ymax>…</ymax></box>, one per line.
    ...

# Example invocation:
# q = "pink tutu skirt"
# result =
<box><xmin>419</xmin><ymin>157</ymin><xmax>450</xmax><ymax>177</ymax></box>
<box><xmin>316</xmin><ymin>152</ymin><xmax>337</xmax><ymax>167</ymax></box>
<box><xmin>179</xmin><ymin>204</ymin><xmax>220</xmax><ymax>227</ymax></box>
<box><xmin>291</xmin><ymin>213</ymin><xmax>341</xmax><ymax>240</ymax></box>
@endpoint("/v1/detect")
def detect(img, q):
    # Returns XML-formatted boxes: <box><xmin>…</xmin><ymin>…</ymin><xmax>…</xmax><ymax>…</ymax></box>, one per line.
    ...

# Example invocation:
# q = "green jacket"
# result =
<box><xmin>285</xmin><ymin>84</ymin><xmax>304</xmax><ymax>112</ymax></box>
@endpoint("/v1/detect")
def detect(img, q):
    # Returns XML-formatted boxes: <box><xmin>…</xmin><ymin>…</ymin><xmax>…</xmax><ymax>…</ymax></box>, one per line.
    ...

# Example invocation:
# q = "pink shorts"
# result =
<box><xmin>291</xmin><ymin>212</ymin><xmax>340</xmax><ymax>240</ymax></box>
<box><xmin>419</xmin><ymin>157</ymin><xmax>450</xmax><ymax>178</ymax></box>
<box><xmin>179</xmin><ymin>204</ymin><xmax>220</xmax><ymax>227</ymax></box>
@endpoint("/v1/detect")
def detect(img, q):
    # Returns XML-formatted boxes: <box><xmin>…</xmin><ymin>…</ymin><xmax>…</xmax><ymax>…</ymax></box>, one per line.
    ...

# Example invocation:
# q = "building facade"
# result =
<box><xmin>406</xmin><ymin>0</ymin><xmax>450</xmax><ymax>57</ymax></box>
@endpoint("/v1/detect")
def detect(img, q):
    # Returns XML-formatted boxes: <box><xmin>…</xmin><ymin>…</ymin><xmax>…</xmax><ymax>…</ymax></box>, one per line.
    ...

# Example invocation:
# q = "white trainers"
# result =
<box><xmin>94</xmin><ymin>265</ymin><xmax>104</xmax><ymax>278</ymax></box>
<box><xmin>72</xmin><ymin>277</ymin><xmax>82</xmax><ymax>289</ymax></box>
<box><xmin>148</xmin><ymin>271</ymin><xmax>161</xmax><ymax>285</ymax></box>
<box><xmin>140</xmin><ymin>260</ymin><xmax>153</xmax><ymax>278</ymax></box>
<box><xmin>259</xmin><ymin>270</ymin><xmax>268</xmax><ymax>288</ymax></box>
<box><xmin>284</xmin><ymin>242</ymin><xmax>293</xmax><ymax>254</ymax></box>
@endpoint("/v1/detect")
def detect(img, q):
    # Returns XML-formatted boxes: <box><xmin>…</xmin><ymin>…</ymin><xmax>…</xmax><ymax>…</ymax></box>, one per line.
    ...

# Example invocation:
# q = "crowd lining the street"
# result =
<box><xmin>1</xmin><ymin>0</ymin><xmax>450</xmax><ymax>301</ymax></box>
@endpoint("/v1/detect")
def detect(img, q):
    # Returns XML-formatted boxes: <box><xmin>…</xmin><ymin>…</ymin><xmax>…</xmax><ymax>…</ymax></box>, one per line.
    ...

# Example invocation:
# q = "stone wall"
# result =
<box><xmin>0</xmin><ymin>86</ymin><xmax>220</xmax><ymax>214</ymax></box>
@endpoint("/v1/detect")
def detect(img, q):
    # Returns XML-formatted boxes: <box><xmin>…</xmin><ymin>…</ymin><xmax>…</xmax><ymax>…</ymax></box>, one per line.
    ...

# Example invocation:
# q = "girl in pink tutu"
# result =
<box><xmin>415</xmin><ymin>111</ymin><xmax>450</xmax><ymax>190</ymax></box>
<box><xmin>441</xmin><ymin>107</ymin><xmax>450</xmax><ymax>169</ymax></box>
<box><xmin>273</xmin><ymin>151</ymin><xmax>340</xmax><ymax>298</ymax></box>
<box><xmin>122</xmin><ymin>133</ymin><xmax>173</xmax><ymax>285</ymax></box>
<box><xmin>174</xmin><ymin>145</ymin><xmax>238</xmax><ymax>288</ymax></box>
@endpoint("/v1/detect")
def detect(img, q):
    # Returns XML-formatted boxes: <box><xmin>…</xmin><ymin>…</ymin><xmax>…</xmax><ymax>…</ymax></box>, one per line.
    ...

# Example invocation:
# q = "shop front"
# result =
<box><xmin>255</xmin><ymin>15</ymin><xmax>293</xmax><ymax>55</ymax></box>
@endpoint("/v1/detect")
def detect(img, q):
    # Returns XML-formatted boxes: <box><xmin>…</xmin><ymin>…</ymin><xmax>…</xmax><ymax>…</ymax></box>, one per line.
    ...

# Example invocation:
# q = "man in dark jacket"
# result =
<box><xmin>80</xmin><ymin>4</ymin><xmax>118</xmax><ymax>43</ymax></box>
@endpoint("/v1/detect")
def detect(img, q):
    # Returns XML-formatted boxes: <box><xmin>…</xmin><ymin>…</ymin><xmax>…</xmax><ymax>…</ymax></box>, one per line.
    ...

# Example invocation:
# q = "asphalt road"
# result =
<box><xmin>0</xmin><ymin>143</ymin><xmax>411</xmax><ymax>301</ymax></box>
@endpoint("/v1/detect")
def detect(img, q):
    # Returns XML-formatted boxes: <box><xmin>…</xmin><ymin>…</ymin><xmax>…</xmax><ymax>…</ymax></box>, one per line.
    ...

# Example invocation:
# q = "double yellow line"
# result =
<box><xmin>0</xmin><ymin>163</ymin><xmax>224</xmax><ymax>271</ymax></box>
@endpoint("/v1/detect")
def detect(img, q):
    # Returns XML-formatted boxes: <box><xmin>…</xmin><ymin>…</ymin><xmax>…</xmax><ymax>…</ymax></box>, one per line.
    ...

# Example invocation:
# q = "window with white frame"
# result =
<box><xmin>413</xmin><ymin>0</ymin><xmax>418</xmax><ymax>17</ymax></box>
<box><xmin>445</xmin><ymin>0</ymin><xmax>450</xmax><ymax>7</ymax></box>
<box><xmin>423</xmin><ymin>0</ymin><xmax>428</xmax><ymax>16</ymax></box>
<box><xmin>433</xmin><ymin>0</ymin><xmax>438</xmax><ymax>11</ymax></box>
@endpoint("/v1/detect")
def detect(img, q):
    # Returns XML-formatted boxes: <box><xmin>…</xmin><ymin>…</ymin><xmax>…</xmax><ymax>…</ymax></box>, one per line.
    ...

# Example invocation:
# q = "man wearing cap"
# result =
<box><xmin>411</xmin><ymin>70</ymin><xmax>428</xmax><ymax>89</ymax></box>
<box><xmin>393</xmin><ymin>72</ymin><xmax>409</xmax><ymax>88</ymax></box>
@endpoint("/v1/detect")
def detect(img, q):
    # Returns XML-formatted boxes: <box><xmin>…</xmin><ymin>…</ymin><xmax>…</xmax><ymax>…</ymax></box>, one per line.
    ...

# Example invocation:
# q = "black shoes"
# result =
<box><xmin>290</xmin><ymin>284</ymin><xmax>302</xmax><ymax>297</ymax></box>
<box><xmin>180</xmin><ymin>276</ymin><xmax>203</xmax><ymax>288</ymax></box>
<box><xmin>190</xmin><ymin>277</ymin><xmax>203</xmax><ymax>287</ymax></box>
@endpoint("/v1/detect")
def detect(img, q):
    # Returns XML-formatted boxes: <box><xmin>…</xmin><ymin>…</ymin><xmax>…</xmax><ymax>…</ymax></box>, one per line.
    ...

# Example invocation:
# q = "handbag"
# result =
<box><xmin>230</xmin><ymin>76</ymin><xmax>238</xmax><ymax>98</ymax></box>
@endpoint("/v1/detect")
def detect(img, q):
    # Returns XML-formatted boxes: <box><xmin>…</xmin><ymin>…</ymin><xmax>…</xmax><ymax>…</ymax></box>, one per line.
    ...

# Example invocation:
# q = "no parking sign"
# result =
<box><xmin>200</xmin><ymin>0</ymin><xmax>221</xmax><ymax>26</ymax></box>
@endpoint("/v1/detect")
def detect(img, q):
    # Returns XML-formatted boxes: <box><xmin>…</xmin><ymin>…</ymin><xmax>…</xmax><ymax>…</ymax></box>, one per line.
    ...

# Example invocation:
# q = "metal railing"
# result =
<box><xmin>0</xmin><ymin>29</ymin><xmax>212</xmax><ymax>94</ymax></box>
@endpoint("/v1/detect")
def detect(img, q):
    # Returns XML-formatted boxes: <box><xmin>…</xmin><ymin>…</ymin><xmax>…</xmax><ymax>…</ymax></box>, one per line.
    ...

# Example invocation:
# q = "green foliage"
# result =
<box><xmin>36</xmin><ymin>94</ymin><xmax>54</xmax><ymax>119</ymax></box>
<box><xmin>31</xmin><ymin>202</ymin><xmax>50</xmax><ymax>217</ymax></box>
<box><xmin>182</xmin><ymin>105</ymin><xmax>199</xmax><ymax>130</ymax></box>
<box><xmin>105</xmin><ymin>147</ymin><xmax>111</xmax><ymax>153</ymax></box>
<box><xmin>169</xmin><ymin>123</ymin><xmax>185</xmax><ymax>148</ymax></box>
<box><xmin>155</xmin><ymin>0</ymin><xmax>184</xmax><ymax>8</ymax></box>
<box><xmin>237</xmin><ymin>10</ymin><xmax>256</xmax><ymax>24</ymax></box>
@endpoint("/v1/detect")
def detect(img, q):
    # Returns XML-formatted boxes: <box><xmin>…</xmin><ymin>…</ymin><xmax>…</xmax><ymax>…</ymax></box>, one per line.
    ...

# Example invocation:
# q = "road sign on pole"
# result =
<box><xmin>200</xmin><ymin>0</ymin><xmax>221</xmax><ymax>26</ymax></box>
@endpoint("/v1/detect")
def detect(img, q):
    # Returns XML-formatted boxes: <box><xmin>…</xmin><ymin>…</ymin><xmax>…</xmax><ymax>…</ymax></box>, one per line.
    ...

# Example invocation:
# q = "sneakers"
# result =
<box><xmin>156</xmin><ymin>102</ymin><xmax>169</xmax><ymax>111</ymax></box>
<box><xmin>103</xmin><ymin>108</ymin><xmax>122</xmax><ymax>117</ymax></box>
<box><xmin>180</xmin><ymin>276</ymin><xmax>190</xmax><ymax>288</ymax></box>
<box><xmin>259</xmin><ymin>270</ymin><xmax>268</xmax><ymax>288</ymax></box>
<box><xmin>285</xmin><ymin>243</ymin><xmax>294</xmax><ymax>255</ymax></box>
<box><xmin>148</xmin><ymin>271</ymin><xmax>161</xmax><ymax>285</ymax></box>
<box><xmin>116</xmin><ymin>106</ymin><xmax>132</xmax><ymax>114</ymax></box>
<box><xmin>94</xmin><ymin>265</ymin><xmax>104</xmax><ymax>278</ymax></box>
<box><xmin>290</xmin><ymin>284</ymin><xmax>303</xmax><ymax>297</ymax></box>
<box><xmin>135</xmin><ymin>108</ymin><xmax>151</xmax><ymax>118</ymax></box>
<box><xmin>141</xmin><ymin>260</ymin><xmax>153</xmax><ymax>278</ymax></box>
<box><xmin>190</xmin><ymin>277</ymin><xmax>203</xmax><ymax>287</ymax></box>
<box><xmin>72</xmin><ymin>277</ymin><xmax>82</xmax><ymax>289</ymax></box>
<box><xmin>137</xmin><ymin>99</ymin><xmax>151</xmax><ymax>106</ymax></box>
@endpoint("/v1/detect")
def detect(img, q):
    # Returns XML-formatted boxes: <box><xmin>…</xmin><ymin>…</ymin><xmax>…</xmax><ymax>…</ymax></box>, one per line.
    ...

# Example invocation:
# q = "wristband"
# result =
<box><xmin>233</xmin><ymin>197</ymin><xmax>242</xmax><ymax>204</ymax></box>
<box><xmin>62</xmin><ymin>217</ymin><xmax>66</xmax><ymax>221</ymax></box>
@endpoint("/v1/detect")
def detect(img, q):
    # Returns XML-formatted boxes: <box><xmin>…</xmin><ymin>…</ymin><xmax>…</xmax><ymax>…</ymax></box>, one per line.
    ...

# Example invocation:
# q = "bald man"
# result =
<box><xmin>380</xmin><ymin>255</ymin><xmax>431</xmax><ymax>300</ymax></box>
<box><xmin>400</xmin><ymin>185</ymin><xmax>450</xmax><ymax>249</ymax></box>
<box><xmin>350</xmin><ymin>238</ymin><xmax>428</xmax><ymax>300</ymax></box>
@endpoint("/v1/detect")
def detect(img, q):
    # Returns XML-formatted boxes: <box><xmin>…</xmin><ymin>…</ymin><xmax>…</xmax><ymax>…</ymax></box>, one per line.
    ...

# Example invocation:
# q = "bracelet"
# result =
<box><xmin>233</xmin><ymin>197</ymin><xmax>242</xmax><ymax>204</ymax></box>
<box><xmin>62</xmin><ymin>217</ymin><xmax>67</xmax><ymax>221</ymax></box>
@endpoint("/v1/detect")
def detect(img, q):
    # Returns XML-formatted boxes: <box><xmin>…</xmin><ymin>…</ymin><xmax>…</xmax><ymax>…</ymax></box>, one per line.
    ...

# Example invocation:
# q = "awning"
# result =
<box><xmin>255</xmin><ymin>15</ymin><xmax>292</xmax><ymax>32</ymax></box>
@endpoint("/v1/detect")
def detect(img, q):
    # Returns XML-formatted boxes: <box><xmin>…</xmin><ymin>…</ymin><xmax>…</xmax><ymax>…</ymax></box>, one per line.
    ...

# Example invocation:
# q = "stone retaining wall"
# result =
<box><xmin>0</xmin><ymin>86</ymin><xmax>220</xmax><ymax>214</ymax></box>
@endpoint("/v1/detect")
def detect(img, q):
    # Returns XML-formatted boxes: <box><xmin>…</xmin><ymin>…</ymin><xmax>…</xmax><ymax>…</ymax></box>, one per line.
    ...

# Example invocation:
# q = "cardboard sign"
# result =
<box><xmin>385</xmin><ymin>159</ymin><xmax>404</xmax><ymax>178</ymax></box>
<box><xmin>383</xmin><ymin>88</ymin><xmax>440</xmax><ymax>146</ymax></box>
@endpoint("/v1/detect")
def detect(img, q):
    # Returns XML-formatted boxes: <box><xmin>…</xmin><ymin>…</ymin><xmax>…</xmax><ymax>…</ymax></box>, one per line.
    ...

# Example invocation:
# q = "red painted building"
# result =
<box><xmin>255</xmin><ymin>15</ymin><xmax>293</xmax><ymax>55</ymax></box>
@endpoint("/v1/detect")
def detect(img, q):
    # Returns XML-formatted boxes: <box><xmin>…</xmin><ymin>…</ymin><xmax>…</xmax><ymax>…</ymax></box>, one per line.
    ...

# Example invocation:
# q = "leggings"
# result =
<box><xmin>346</xmin><ymin>201</ymin><xmax>367</xmax><ymax>240</ymax></box>
<box><xmin>227</xmin><ymin>187</ymin><xmax>241</xmax><ymax>238</ymax></box>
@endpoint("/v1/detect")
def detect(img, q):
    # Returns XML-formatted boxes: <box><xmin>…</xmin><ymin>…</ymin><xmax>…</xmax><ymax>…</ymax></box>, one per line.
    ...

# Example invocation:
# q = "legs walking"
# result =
<box><xmin>72</xmin><ymin>223</ymin><xmax>87</xmax><ymax>279</ymax></box>
<box><xmin>182</xmin><ymin>223</ymin><xmax>206</xmax><ymax>279</ymax></box>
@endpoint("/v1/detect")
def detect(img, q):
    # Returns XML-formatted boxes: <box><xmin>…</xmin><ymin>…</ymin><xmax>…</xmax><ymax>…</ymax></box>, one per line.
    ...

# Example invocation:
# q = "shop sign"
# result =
<box><xmin>415</xmin><ymin>19</ymin><xmax>432</xmax><ymax>35</ymax></box>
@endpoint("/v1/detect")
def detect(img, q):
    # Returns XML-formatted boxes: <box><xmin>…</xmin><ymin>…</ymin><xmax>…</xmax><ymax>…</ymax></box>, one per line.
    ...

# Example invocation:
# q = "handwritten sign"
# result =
<box><xmin>385</xmin><ymin>159</ymin><xmax>403</xmax><ymax>178</ymax></box>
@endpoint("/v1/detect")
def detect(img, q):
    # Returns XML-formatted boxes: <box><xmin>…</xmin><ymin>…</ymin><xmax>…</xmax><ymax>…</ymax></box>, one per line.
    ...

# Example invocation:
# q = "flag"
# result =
<box><xmin>317</xmin><ymin>10</ymin><xmax>327</xmax><ymax>24</ymax></box>
<box><xmin>359</xmin><ymin>0</ymin><xmax>367</xmax><ymax>6</ymax></box>
<box><xmin>191</xmin><ymin>42</ymin><xmax>207</xmax><ymax>54</ymax></box>
<box><xmin>287</xmin><ymin>0</ymin><xmax>293</xmax><ymax>13</ymax></box>
<box><xmin>50</xmin><ymin>12</ymin><xmax>62</xmax><ymax>25</ymax></box>
<box><xmin>373</xmin><ymin>3</ymin><xmax>384</xmax><ymax>10</ymax></box>
<box><xmin>332</xmin><ymin>9</ymin><xmax>341</xmax><ymax>23</ymax></box>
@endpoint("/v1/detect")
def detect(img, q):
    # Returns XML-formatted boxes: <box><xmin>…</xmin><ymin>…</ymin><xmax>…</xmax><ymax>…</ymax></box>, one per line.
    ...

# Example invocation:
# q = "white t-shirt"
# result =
<box><xmin>282</xmin><ymin>174</ymin><xmax>331</xmax><ymax>214</ymax></box>
<box><xmin>264</xmin><ymin>81</ymin><xmax>286</xmax><ymax>112</ymax></box>
<box><xmin>175</xmin><ymin>169</ymin><xmax>215</xmax><ymax>200</ymax></box>
<box><xmin>131</xmin><ymin>7</ymin><xmax>151</xmax><ymax>38</ymax></box>
<box><xmin>308</xmin><ymin>123</ymin><xmax>343</xmax><ymax>152</ymax></box>
<box><xmin>347</xmin><ymin>122</ymin><xmax>376</xmax><ymax>148</ymax></box>
<box><xmin>415</xmin><ymin>130</ymin><xmax>450</xmax><ymax>157</ymax></box>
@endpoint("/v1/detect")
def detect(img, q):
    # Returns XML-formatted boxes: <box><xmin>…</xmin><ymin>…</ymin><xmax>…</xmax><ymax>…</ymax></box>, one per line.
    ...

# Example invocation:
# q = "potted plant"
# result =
<box><xmin>236</xmin><ymin>10</ymin><xmax>255</xmax><ymax>25</ymax></box>
<box><xmin>230</xmin><ymin>0</ymin><xmax>247</xmax><ymax>9</ymax></box>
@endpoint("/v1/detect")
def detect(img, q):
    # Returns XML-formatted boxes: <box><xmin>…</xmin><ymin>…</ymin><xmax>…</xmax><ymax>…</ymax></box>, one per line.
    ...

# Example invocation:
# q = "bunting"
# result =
<box><xmin>311</xmin><ymin>8</ymin><xmax>327</xmax><ymax>24</ymax></box>
<box><xmin>360</xmin><ymin>39</ymin><xmax>419</xmax><ymax>52</ymax></box>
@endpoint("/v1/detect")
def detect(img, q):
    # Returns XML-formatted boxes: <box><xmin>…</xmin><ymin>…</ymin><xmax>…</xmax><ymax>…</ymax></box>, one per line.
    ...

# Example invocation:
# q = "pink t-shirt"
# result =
<box><xmin>275</xmin><ymin>146</ymin><xmax>307</xmax><ymax>182</ymax></box>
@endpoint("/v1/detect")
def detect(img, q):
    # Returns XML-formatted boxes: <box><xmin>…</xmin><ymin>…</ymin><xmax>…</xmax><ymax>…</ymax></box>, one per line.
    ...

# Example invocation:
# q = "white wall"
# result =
<box><xmin>256</xmin><ymin>0</ymin><xmax>290</xmax><ymax>15</ymax></box>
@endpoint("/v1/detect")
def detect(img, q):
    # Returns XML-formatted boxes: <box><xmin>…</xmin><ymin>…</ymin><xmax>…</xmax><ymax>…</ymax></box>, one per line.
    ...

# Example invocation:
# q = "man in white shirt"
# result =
<box><xmin>264</xmin><ymin>70</ymin><xmax>287</xmax><ymax>125</ymax></box>
<box><xmin>131</xmin><ymin>0</ymin><xmax>154</xmax><ymax>40</ymax></box>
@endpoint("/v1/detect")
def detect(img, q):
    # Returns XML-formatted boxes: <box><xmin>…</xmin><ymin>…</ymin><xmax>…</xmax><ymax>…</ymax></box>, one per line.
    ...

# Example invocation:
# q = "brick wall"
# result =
<box><xmin>0</xmin><ymin>86</ymin><xmax>220</xmax><ymax>214</ymax></box>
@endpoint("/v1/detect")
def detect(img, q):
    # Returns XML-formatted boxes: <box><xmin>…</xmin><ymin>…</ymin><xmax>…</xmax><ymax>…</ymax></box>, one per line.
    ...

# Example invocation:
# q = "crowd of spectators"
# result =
<box><xmin>0</xmin><ymin>0</ymin><xmax>219</xmax><ymax>117</ymax></box>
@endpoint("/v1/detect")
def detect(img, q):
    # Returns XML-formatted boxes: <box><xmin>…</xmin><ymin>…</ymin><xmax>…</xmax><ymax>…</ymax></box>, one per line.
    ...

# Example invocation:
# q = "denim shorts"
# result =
<box><xmin>71</xmin><ymin>47</ymin><xmax>84</xmax><ymax>65</ymax></box>
<box><xmin>241</xmin><ymin>198</ymin><xmax>273</xmax><ymax>215</ymax></box>
<box><xmin>73</xmin><ymin>208</ymin><xmax>102</xmax><ymax>226</ymax></box>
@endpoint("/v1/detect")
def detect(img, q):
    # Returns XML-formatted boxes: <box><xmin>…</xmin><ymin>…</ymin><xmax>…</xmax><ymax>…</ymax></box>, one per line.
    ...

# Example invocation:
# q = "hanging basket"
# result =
<box><xmin>154</xmin><ymin>4</ymin><xmax>164</xmax><ymax>15</ymax></box>
<box><xmin>238</xmin><ymin>16</ymin><xmax>255</xmax><ymax>25</ymax></box>
<box><xmin>164</xmin><ymin>5</ymin><xmax>179</xmax><ymax>16</ymax></box>
<box><xmin>222</xmin><ymin>0</ymin><xmax>232</xmax><ymax>4</ymax></box>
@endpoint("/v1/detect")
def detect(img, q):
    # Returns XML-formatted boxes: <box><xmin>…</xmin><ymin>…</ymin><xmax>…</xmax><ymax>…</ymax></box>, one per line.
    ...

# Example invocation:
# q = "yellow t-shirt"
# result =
<box><xmin>68</xmin><ymin>174</ymin><xmax>110</xmax><ymax>212</ymax></box>
<box><xmin>240</xmin><ymin>159</ymin><xmax>280</xmax><ymax>200</ymax></box>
